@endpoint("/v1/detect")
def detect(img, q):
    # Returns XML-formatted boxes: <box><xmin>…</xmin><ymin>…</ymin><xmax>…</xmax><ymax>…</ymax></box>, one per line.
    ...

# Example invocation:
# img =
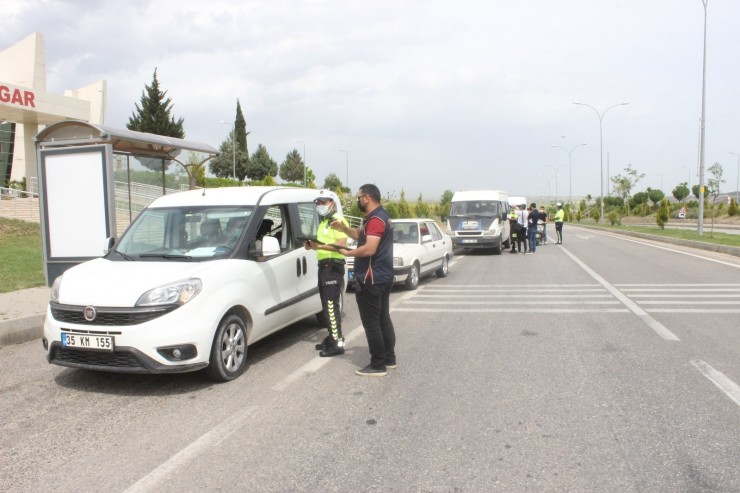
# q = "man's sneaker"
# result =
<box><xmin>319</xmin><ymin>340</ymin><xmax>345</xmax><ymax>357</ymax></box>
<box><xmin>386</xmin><ymin>361</ymin><xmax>397</xmax><ymax>369</ymax></box>
<box><xmin>355</xmin><ymin>364</ymin><xmax>387</xmax><ymax>377</ymax></box>
<box><xmin>315</xmin><ymin>335</ymin><xmax>332</xmax><ymax>350</ymax></box>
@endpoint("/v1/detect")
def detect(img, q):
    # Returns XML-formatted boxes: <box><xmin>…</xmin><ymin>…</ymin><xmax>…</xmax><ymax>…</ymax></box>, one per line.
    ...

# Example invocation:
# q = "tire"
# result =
<box><xmin>492</xmin><ymin>238</ymin><xmax>502</xmax><ymax>255</ymax></box>
<box><xmin>436</xmin><ymin>255</ymin><xmax>449</xmax><ymax>278</ymax></box>
<box><xmin>405</xmin><ymin>263</ymin><xmax>420</xmax><ymax>290</ymax></box>
<box><xmin>206</xmin><ymin>314</ymin><xmax>248</xmax><ymax>382</ymax></box>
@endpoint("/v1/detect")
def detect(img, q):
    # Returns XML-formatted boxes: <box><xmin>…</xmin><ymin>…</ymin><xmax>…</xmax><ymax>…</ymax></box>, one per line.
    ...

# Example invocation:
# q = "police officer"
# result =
<box><xmin>305</xmin><ymin>190</ymin><xmax>349</xmax><ymax>357</ymax></box>
<box><xmin>554</xmin><ymin>202</ymin><xmax>565</xmax><ymax>244</ymax></box>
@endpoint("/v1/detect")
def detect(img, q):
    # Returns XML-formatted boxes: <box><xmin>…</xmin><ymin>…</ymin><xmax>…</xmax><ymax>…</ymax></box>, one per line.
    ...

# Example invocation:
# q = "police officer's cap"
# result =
<box><xmin>314</xmin><ymin>189</ymin><xmax>335</xmax><ymax>202</ymax></box>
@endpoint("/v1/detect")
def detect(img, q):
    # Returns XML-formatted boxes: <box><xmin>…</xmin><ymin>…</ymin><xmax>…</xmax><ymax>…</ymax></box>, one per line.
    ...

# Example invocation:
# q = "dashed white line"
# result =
<box><xmin>691</xmin><ymin>359</ymin><xmax>740</xmax><ymax>407</ymax></box>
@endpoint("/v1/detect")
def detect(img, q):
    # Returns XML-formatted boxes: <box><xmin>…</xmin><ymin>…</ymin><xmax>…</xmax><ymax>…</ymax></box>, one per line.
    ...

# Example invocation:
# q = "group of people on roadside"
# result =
<box><xmin>508</xmin><ymin>202</ymin><xmax>564</xmax><ymax>254</ymax></box>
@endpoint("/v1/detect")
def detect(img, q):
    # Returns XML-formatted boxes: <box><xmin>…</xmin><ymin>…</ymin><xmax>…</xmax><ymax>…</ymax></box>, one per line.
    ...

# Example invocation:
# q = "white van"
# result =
<box><xmin>42</xmin><ymin>186</ymin><xmax>343</xmax><ymax>381</ymax></box>
<box><xmin>446</xmin><ymin>190</ymin><xmax>511</xmax><ymax>254</ymax></box>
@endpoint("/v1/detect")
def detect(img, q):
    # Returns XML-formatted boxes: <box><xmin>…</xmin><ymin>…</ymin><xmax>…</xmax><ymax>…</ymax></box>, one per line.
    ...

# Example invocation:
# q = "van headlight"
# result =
<box><xmin>136</xmin><ymin>279</ymin><xmax>202</xmax><ymax>307</ymax></box>
<box><xmin>50</xmin><ymin>275</ymin><xmax>63</xmax><ymax>303</ymax></box>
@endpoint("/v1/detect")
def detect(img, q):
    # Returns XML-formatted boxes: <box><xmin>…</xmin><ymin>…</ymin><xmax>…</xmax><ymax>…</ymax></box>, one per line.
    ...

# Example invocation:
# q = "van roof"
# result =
<box><xmin>451</xmin><ymin>190</ymin><xmax>508</xmax><ymax>201</ymax></box>
<box><xmin>147</xmin><ymin>186</ymin><xmax>320</xmax><ymax>208</ymax></box>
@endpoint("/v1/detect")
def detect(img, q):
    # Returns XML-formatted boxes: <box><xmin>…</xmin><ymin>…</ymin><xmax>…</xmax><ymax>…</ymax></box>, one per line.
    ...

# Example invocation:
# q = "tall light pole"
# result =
<box><xmin>338</xmin><ymin>149</ymin><xmax>349</xmax><ymax>191</ymax></box>
<box><xmin>551</xmin><ymin>142</ymin><xmax>587</xmax><ymax>207</ymax></box>
<box><xmin>697</xmin><ymin>0</ymin><xmax>709</xmax><ymax>235</ymax></box>
<box><xmin>573</xmin><ymin>101</ymin><xmax>629</xmax><ymax>224</ymax></box>
<box><xmin>730</xmin><ymin>152</ymin><xmax>740</xmax><ymax>205</ymax></box>
<box><xmin>219</xmin><ymin>120</ymin><xmax>236</xmax><ymax>180</ymax></box>
<box><xmin>294</xmin><ymin>139</ymin><xmax>306</xmax><ymax>187</ymax></box>
<box><xmin>543</xmin><ymin>164</ymin><xmax>569</xmax><ymax>204</ymax></box>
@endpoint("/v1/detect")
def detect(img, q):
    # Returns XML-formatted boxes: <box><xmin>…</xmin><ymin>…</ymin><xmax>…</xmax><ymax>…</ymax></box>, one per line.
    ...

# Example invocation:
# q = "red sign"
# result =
<box><xmin>0</xmin><ymin>85</ymin><xmax>36</xmax><ymax>108</ymax></box>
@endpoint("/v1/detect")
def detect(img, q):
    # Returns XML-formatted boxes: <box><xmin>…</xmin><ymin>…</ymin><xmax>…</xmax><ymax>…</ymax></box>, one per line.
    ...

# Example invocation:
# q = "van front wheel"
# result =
<box><xmin>206</xmin><ymin>315</ymin><xmax>248</xmax><ymax>382</ymax></box>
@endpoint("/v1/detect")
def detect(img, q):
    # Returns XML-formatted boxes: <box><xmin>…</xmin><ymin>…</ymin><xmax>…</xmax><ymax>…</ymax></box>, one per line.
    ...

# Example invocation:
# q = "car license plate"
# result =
<box><xmin>61</xmin><ymin>333</ymin><xmax>115</xmax><ymax>351</ymax></box>
<box><xmin>462</xmin><ymin>239</ymin><xmax>477</xmax><ymax>244</ymax></box>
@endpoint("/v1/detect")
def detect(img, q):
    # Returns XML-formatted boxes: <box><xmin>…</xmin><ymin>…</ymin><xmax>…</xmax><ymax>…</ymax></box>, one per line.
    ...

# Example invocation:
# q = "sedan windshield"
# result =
<box><xmin>114</xmin><ymin>206</ymin><xmax>254</xmax><ymax>261</ymax></box>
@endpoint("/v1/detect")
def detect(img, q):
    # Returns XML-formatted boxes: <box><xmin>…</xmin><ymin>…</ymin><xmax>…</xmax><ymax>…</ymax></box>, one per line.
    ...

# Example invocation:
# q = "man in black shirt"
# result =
<box><xmin>526</xmin><ymin>203</ymin><xmax>540</xmax><ymax>254</ymax></box>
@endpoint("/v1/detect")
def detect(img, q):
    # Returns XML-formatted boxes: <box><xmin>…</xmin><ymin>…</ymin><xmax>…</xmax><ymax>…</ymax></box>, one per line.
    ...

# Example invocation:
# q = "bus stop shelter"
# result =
<box><xmin>35</xmin><ymin>120</ymin><xmax>218</xmax><ymax>285</ymax></box>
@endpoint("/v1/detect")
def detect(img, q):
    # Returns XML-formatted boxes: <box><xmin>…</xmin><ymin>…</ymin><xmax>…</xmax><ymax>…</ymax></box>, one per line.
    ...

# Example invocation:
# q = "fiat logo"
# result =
<box><xmin>84</xmin><ymin>306</ymin><xmax>97</xmax><ymax>322</ymax></box>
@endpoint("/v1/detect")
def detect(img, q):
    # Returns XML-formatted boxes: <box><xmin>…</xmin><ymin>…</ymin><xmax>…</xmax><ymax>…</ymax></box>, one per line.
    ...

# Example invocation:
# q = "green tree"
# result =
<box><xmin>656</xmin><ymin>198</ymin><xmax>670</xmax><ymax>229</ymax></box>
<box><xmin>209</xmin><ymin>137</ymin><xmax>245</xmax><ymax>180</ymax></box>
<box><xmin>234</xmin><ymin>99</ymin><xmax>249</xmax><ymax>170</ymax></box>
<box><xmin>729</xmin><ymin>198</ymin><xmax>738</xmax><ymax>217</ymax></box>
<box><xmin>439</xmin><ymin>189</ymin><xmax>454</xmax><ymax>212</ymax></box>
<box><xmin>610</xmin><ymin>164</ymin><xmax>645</xmax><ymax>204</ymax></box>
<box><xmin>127</xmin><ymin>69</ymin><xmax>185</xmax><ymax>139</ymax></box>
<box><xmin>647</xmin><ymin>188</ymin><xmax>665</xmax><ymax>207</ymax></box>
<box><xmin>279</xmin><ymin>149</ymin><xmax>305</xmax><ymax>183</ymax></box>
<box><xmin>672</xmin><ymin>182</ymin><xmax>689</xmax><ymax>202</ymax></box>
<box><xmin>246</xmin><ymin>144</ymin><xmax>277</xmax><ymax>181</ymax></box>
<box><xmin>692</xmin><ymin>184</ymin><xmax>702</xmax><ymax>200</ymax></box>
<box><xmin>397</xmin><ymin>190</ymin><xmax>412</xmax><ymax>218</ymax></box>
<box><xmin>322</xmin><ymin>172</ymin><xmax>343</xmax><ymax>191</ymax></box>
<box><xmin>415</xmin><ymin>194</ymin><xmax>430</xmax><ymax>218</ymax></box>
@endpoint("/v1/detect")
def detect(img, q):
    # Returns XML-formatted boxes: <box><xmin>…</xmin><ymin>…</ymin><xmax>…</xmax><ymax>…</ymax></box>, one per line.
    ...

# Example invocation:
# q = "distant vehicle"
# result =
<box><xmin>42</xmin><ymin>187</ymin><xmax>346</xmax><ymax>382</ymax></box>
<box><xmin>446</xmin><ymin>190</ymin><xmax>511</xmax><ymax>254</ymax></box>
<box><xmin>508</xmin><ymin>196</ymin><xmax>527</xmax><ymax>208</ymax></box>
<box><xmin>346</xmin><ymin>219</ymin><xmax>453</xmax><ymax>290</ymax></box>
<box><xmin>391</xmin><ymin>219</ymin><xmax>454</xmax><ymax>290</ymax></box>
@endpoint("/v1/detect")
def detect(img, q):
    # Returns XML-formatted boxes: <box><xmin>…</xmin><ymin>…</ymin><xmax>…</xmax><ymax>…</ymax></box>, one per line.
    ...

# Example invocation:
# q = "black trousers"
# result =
<box><xmin>555</xmin><ymin>222</ymin><xmax>563</xmax><ymax>243</ymax></box>
<box><xmin>319</xmin><ymin>263</ymin><xmax>344</xmax><ymax>341</ymax></box>
<box><xmin>355</xmin><ymin>281</ymin><xmax>396</xmax><ymax>368</ymax></box>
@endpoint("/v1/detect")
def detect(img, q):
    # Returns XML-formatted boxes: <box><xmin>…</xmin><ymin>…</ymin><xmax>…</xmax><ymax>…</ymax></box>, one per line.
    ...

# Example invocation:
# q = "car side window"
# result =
<box><xmin>260</xmin><ymin>205</ymin><xmax>291</xmax><ymax>253</ymax></box>
<box><xmin>297</xmin><ymin>202</ymin><xmax>320</xmax><ymax>241</ymax></box>
<box><xmin>427</xmin><ymin>222</ymin><xmax>443</xmax><ymax>241</ymax></box>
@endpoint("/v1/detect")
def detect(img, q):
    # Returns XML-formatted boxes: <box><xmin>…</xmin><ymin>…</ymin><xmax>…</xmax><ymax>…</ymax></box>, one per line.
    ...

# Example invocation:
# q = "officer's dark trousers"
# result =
<box><xmin>355</xmin><ymin>281</ymin><xmax>395</xmax><ymax>368</ymax></box>
<box><xmin>319</xmin><ymin>263</ymin><xmax>344</xmax><ymax>341</ymax></box>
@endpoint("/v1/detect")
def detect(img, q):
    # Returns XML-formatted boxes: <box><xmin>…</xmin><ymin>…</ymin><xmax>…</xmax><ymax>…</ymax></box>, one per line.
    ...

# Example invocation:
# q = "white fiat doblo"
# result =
<box><xmin>43</xmin><ymin>186</ymin><xmax>343</xmax><ymax>381</ymax></box>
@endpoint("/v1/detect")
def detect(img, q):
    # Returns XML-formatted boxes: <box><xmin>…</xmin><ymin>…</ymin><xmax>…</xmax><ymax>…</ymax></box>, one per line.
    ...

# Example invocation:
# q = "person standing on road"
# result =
<box><xmin>539</xmin><ymin>205</ymin><xmax>548</xmax><ymax>245</ymax></box>
<box><xmin>554</xmin><ymin>202</ymin><xmax>565</xmax><ymax>244</ymax></box>
<box><xmin>332</xmin><ymin>184</ymin><xmax>396</xmax><ymax>377</ymax></box>
<box><xmin>526</xmin><ymin>203</ymin><xmax>540</xmax><ymax>254</ymax></box>
<box><xmin>516</xmin><ymin>203</ymin><xmax>529</xmax><ymax>253</ymax></box>
<box><xmin>305</xmin><ymin>190</ymin><xmax>349</xmax><ymax>357</ymax></box>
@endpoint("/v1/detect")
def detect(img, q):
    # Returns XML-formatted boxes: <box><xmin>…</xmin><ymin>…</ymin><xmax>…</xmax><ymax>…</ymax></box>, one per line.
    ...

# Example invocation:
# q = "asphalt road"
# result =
<box><xmin>2</xmin><ymin>226</ymin><xmax>739</xmax><ymax>492</ymax></box>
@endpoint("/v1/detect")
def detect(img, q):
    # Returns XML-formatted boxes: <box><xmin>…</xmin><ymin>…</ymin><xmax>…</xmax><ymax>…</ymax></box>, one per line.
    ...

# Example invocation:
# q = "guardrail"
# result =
<box><xmin>0</xmin><ymin>187</ymin><xmax>40</xmax><ymax>222</ymax></box>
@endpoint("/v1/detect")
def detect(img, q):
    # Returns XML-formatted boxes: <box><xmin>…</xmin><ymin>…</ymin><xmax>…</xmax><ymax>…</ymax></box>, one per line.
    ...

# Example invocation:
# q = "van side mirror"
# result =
<box><xmin>261</xmin><ymin>236</ymin><xmax>281</xmax><ymax>257</ymax></box>
<box><xmin>104</xmin><ymin>236</ymin><xmax>116</xmax><ymax>254</ymax></box>
<box><xmin>421</xmin><ymin>234</ymin><xmax>433</xmax><ymax>243</ymax></box>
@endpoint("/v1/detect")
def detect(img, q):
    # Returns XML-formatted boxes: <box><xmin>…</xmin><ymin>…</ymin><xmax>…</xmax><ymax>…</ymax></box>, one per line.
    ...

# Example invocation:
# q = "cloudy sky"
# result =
<box><xmin>3</xmin><ymin>0</ymin><xmax>740</xmax><ymax>202</ymax></box>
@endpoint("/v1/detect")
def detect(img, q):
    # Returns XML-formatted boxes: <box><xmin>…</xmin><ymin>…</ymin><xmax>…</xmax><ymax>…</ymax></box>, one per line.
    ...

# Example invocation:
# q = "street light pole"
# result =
<box><xmin>573</xmin><ymin>101</ymin><xmax>629</xmax><ymax>224</ymax></box>
<box><xmin>338</xmin><ymin>149</ymin><xmax>349</xmax><ymax>191</ymax></box>
<box><xmin>551</xmin><ymin>143</ymin><xmax>587</xmax><ymax>208</ymax></box>
<box><xmin>543</xmin><ymin>164</ymin><xmax>569</xmax><ymax>204</ymax></box>
<box><xmin>697</xmin><ymin>0</ymin><xmax>709</xmax><ymax>235</ymax></box>
<box><xmin>730</xmin><ymin>152</ymin><xmax>740</xmax><ymax>205</ymax></box>
<box><xmin>294</xmin><ymin>139</ymin><xmax>306</xmax><ymax>187</ymax></box>
<box><xmin>219</xmin><ymin>120</ymin><xmax>236</xmax><ymax>180</ymax></box>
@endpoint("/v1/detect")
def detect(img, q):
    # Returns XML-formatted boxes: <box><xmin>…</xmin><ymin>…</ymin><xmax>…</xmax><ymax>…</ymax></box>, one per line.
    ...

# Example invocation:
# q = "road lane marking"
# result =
<box><xmin>579</xmin><ymin>228</ymin><xmax>740</xmax><ymax>269</ymax></box>
<box><xmin>691</xmin><ymin>359</ymin><xmax>740</xmax><ymax>407</ymax></box>
<box><xmin>403</xmin><ymin>300</ymin><xmax>621</xmax><ymax>305</ymax></box>
<box><xmin>123</xmin><ymin>406</ymin><xmax>260</xmax><ymax>493</ymax></box>
<box><xmin>560</xmin><ymin>246</ymin><xmax>680</xmax><ymax>341</ymax></box>
<box><xmin>393</xmin><ymin>308</ymin><xmax>629</xmax><ymax>313</ymax></box>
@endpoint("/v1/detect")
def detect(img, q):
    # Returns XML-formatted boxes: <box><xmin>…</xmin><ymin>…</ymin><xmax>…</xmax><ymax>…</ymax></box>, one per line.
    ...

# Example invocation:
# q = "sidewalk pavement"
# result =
<box><xmin>0</xmin><ymin>287</ymin><xmax>50</xmax><ymax>347</ymax></box>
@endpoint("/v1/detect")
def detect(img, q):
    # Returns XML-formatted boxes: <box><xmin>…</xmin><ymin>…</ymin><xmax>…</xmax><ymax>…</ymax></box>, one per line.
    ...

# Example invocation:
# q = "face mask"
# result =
<box><xmin>317</xmin><ymin>204</ymin><xmax>331</xmax><ymax>217</ymax></box>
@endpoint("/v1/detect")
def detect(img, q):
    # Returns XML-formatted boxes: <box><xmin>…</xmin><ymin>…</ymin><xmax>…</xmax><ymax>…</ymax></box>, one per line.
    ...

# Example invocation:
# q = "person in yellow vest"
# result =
<box><xmin>554</xmin><ymin>202</ymin><xmax>565</xmax><ymax>244</ymax></box>
<box><xmin>305</xmin><ymin>190</ymin><xmax>349</xmax><ymax>357</ymax></box>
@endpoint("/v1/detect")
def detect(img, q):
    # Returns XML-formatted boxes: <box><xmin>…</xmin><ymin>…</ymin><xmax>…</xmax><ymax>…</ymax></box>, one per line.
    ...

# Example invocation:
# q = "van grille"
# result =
<box><xmin>50</xmin><ymin>302</ymin><xmax>177</xmax><ymax>326</ymax></box>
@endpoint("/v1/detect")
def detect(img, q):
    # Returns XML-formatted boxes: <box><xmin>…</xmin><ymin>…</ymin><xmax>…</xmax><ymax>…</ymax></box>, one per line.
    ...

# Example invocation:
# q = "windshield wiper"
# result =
<box><xmin>113</xmin><ymin>249</ymin><xmax>136</xmax><ymax>261</ymax></box>
<box><xmin>139</xmin><ymin>253</ymin><xmax>194</xmax><ymax>261</ymax></box>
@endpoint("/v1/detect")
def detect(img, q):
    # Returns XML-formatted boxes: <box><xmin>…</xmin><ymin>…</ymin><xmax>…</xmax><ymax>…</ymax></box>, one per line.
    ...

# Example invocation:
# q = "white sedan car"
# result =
<box><xmin>347</xmin><ymin>219</ymin><xmax>453</xmax><ymax>290</ymax></box>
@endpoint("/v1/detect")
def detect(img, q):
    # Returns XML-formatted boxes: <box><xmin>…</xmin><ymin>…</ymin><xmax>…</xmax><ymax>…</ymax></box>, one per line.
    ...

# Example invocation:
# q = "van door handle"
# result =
<box><xmin>296</xmin><ymin>258</ymin><xmax>301</xmax><ymax>277</ymax></box>
<box><xmin>302</xmin><ymin>257</ymin><xmax>308</xmax><ymax>275</ymax></box>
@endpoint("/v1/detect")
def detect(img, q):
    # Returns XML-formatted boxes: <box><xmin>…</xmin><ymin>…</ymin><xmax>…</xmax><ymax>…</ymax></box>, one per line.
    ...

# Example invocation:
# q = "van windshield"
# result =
<box><xmin>113</xmin><ymin>206</ymin><xmax>254</xmax><ymax>261</ymax></box>
<box><xmin>449</xmin><ymin>201</ymin><xmax>501</xmax><ymax>217</ymax></box>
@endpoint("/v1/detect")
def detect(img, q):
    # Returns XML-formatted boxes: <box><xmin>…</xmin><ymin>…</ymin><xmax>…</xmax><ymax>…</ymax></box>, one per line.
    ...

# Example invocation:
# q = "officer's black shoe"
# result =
<box><xmin>319</xmin><ymin>340</ymin><xmax>345</xmax><ymax>357</ymax></box>
<box><xmin>315</xmin><ymin>335</ymin><xmax>332</xmax><ymax>350</ymax></box>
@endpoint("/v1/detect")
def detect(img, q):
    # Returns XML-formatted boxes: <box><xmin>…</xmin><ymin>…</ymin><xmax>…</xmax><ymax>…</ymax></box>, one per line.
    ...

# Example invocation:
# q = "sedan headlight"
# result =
<box><xmin>393</xmin><ymin>257</ymin><xmax>404</xmax><ymax>267</ymax></box>
<box><xmin>136</xmin><ymin>279</ymin><xmax>202</xmax><ymax>307</ymax></box>
<box><xmin>50</xmin><ymin>275</ymin><xmax>63</xmax><ymax>303</ymax></box>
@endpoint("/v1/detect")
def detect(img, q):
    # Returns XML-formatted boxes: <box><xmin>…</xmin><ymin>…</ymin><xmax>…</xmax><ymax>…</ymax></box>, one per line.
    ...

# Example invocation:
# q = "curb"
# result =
<box><xmin>0</xmin><ymin>315</ymin><xmax>44</xmax><ymax>348</ymax></box>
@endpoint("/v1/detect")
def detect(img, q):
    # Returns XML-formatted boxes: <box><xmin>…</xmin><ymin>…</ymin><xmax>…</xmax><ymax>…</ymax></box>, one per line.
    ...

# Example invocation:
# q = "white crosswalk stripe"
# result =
<box><xmin>615</xmin><ymin>283</ymin><xmax>740</xmax><ymax>313</ymax></box>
